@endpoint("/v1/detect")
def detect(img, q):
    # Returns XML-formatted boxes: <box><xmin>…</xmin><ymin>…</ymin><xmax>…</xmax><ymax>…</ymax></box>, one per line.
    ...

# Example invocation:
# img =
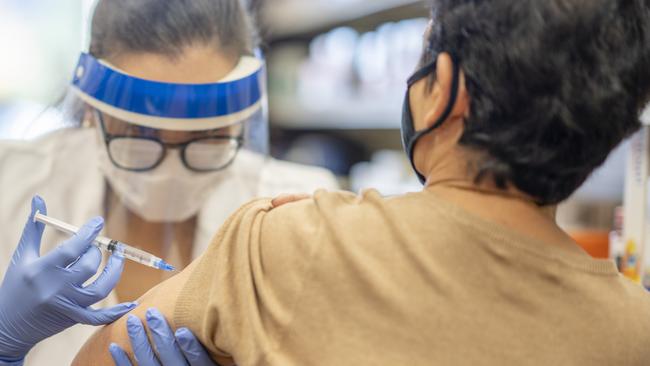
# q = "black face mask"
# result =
<box><xmin>401</xmin><ymin>56</ymin><xmax>460</xmax><ymax>184</ymax></box>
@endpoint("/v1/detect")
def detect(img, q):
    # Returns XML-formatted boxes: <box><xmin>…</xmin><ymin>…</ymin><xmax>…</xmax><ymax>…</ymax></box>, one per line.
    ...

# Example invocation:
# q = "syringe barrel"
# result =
<box><xmin>112</xmin><ymin>242</ymin><xmax>163</xmax><ymax>264</ymax></box>
<box><xmin>34</xmin><ymin>211</ymin><xmax>172</xmax><ymax>271</ymax></box>
<box><xmin>34</xmin><ymin>211</ymin><xmax>114</xmax><ymax>250</ymax></box>
<box><xmin>34</xmin><ymin>212</ymin><xmax>78</xmax><ymax>236</ymax></box>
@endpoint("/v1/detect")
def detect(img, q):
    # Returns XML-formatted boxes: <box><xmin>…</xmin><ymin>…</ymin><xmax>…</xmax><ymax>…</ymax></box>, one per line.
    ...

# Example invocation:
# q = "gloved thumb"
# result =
<box><xmin>41</xmin><ymin>216</ymin><xmax>104</xmax><ymax>269</ymax></box>
<box><xmin>13</xmin><ymin>196</ymin><xmax>47</xmax><ymax>264</ymax></box>
<box><xmin>73</xmin><ymin>302</ymin><xmax>138</xmax><ymax>326</ymax></box>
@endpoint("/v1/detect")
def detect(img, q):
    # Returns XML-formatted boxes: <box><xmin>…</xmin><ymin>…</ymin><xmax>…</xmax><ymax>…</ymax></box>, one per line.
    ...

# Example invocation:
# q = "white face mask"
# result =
<box><xmin>95</xmin><ymin>132</ymin><xmax>227</xmax><ymax>223</ymax></box>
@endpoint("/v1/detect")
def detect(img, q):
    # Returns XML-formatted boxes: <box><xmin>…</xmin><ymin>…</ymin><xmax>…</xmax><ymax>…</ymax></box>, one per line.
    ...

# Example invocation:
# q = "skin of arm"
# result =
<box><xmin>71</xmin><ymin>260</ymin><xmax>231</xmax><ymax>366</ymax></box>
<box><xmin>72</xmin><ymin>197</ymin><xmax>302</xmax><ymax>366</ymax></box>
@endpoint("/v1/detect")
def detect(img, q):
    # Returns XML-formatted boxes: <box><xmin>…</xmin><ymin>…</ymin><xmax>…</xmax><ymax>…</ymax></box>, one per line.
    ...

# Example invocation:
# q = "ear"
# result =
<box><xmin>422</xmin><ymin>53</ymin><xmax>470</xmax><ymax>130</ymax></box>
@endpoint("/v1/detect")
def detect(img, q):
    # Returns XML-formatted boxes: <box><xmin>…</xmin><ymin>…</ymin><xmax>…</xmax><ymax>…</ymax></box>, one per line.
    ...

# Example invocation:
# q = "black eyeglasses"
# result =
<box><xmin>95</xmin><ymin>112</ymin><xmax>244</xmax><ymax>172</ymax></box>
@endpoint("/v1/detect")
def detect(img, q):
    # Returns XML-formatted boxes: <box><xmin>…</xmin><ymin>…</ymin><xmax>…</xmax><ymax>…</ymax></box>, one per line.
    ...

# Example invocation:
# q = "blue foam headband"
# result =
<box><xmin>71</xmin><ymin>53</ymin><xmax>264</xmax><ymax>124</ymax></box>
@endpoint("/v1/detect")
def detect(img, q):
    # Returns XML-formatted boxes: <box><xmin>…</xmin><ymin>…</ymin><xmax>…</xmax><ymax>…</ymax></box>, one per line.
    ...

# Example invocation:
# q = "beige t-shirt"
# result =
<box><xmin>174</xmin><ymin>189</ymin><xmax>650</xmax><ymax>366</ymax></box>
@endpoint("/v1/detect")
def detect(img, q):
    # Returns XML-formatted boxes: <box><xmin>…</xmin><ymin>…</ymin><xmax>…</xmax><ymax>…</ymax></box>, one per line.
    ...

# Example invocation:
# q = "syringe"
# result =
<box><xmin>34</xmin><ymin>211</ymin><xmax>175</xmax><ymax>272</ymax></box>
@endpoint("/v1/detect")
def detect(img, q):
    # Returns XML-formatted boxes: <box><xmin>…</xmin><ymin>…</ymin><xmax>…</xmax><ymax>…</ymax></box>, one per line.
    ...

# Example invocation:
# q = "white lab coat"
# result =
<box><xmin>0</xmin><ymin>128</ymin><xmax>338</xmax><ymax>365</ymax></box>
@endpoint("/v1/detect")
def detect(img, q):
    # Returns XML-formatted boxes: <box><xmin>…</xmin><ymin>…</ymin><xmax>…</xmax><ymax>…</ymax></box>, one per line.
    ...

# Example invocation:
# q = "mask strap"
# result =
<box><xmin>93</xmin><ymin>110</ymin><xmax>110</xmax><ymax>142</ymax></box>
<box><xmin>409</xmin><ymin>56</ymin><xmax>460</xmax><ymax>140</ymax></box>
<box><xmin>407</xmin><ymin>55</ymin><xmax>461</xmax><ymax>156</ymax></box>
<box><xmin>408</xmin><ymin>60</ymin><xmax>438</xmax><ymax>86</ymax></box>
<box><xmin>405</xmin><ymin>55</ymin><xmax>461</xmax><ymax>184</ymax></box>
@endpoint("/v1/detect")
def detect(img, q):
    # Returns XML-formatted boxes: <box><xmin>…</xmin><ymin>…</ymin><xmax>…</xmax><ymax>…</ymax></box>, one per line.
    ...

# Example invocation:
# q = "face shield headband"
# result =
<box><xmin>70</xmin><ymin>52</ymin><xmax>265</xmax><ymax>131</ymax></box>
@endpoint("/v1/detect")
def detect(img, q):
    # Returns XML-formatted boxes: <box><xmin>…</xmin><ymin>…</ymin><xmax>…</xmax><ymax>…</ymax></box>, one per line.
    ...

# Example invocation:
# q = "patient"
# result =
<box><xmin>74</xmin><ymin>0</ymin><xmax>650</xmax><ymax>365</ymax></box>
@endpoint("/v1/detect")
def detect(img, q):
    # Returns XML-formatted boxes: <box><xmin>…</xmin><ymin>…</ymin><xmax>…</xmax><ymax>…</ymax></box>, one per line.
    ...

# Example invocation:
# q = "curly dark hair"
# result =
<box><xmin>425</xmin><ymin>0</ymin><xmax>650</xmax><ymax>205</ymax></box>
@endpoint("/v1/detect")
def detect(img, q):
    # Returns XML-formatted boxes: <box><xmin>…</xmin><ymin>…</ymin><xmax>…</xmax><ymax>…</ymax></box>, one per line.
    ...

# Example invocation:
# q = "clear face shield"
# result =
<box><xmin>69</xmin><ymin>52</ymin><xmax>269</xmax><ymax>224</ymax></box>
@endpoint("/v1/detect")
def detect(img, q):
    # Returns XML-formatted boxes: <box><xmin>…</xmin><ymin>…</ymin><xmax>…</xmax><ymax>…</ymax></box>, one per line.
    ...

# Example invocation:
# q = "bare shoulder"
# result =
<box><xmin>72</xmin><ymin>262</ymin><xmax>195</xmax><ymax>365</ymax></box>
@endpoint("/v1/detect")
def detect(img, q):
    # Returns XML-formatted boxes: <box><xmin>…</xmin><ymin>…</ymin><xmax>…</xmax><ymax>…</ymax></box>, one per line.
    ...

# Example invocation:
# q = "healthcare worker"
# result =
<box><xmin>0</xmin><ymin>199</ymin><xmax>215</xmax><ymax>366</ymax></box>
<box><xmin>0</xmin><ymin>0</ymin><xmax>338</xmax><ymax>365</ymax></box>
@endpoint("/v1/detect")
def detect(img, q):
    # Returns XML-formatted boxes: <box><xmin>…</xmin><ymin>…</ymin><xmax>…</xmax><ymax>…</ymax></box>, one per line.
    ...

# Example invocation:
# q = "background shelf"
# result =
<box><xmin>263</xmin><ymin>0</ymin><xmax>428</xmax><ymax>40</ymax></box>
<box><xmin>269</xmin><ymin>94</ymin><xmax>403</xmax><ymax>130</ymax></box>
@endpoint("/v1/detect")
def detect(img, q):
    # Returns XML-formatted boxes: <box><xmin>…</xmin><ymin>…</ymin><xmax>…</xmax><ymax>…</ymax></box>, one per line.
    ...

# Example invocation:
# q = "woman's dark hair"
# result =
<box><xmin>57</xmin><ymin>0</ymin><xmax>258</xmax><ymax>127</ymax></box>
<box><xmin>425</xmin><ymin>0</ymin><xmax>650</xmax><ymax>205</ymax></box>
<box><xmin>89</xmin><ymin>0</ymin><xmax>258</xmax><ymax>60</ymax></box>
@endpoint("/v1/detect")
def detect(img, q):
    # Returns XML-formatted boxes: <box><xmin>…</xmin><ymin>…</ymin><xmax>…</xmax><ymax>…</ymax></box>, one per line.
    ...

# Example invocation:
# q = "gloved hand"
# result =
<box><xmin>0</xmin><ymin>196</ymin><xmax>137</xmax><ymax>364</ymax></box>
<box><xmin>109</xmin><ymin>308</ymin><xmax>217</xmax><ymax>366</ymax></box>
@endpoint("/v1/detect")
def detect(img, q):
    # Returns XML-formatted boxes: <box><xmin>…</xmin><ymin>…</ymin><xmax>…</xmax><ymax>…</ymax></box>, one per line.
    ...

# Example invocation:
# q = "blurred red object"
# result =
<box><xmin>569</xmin><ymin>231</ymin><xmax>610</xmax><ymax>259</ymax></box>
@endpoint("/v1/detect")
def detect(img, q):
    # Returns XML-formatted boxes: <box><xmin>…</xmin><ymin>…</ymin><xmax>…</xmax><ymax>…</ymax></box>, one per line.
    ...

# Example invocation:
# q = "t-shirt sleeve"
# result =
<box><xmin>173</xmin><ymin>196</ymin><xmax>324</xmax><ymax>365</ymax></box>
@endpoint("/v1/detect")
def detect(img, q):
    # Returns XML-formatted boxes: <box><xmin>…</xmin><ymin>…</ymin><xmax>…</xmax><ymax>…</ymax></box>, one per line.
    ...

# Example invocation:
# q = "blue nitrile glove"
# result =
<box><xmin>0</xmin><ymin>196</ymin><xmax>137</xmax><ymax>365</ymax></box>
<box><xmin>109</xmin><ymin>308</ymin><xmax>217</xmax><ymax>366</ymax></box>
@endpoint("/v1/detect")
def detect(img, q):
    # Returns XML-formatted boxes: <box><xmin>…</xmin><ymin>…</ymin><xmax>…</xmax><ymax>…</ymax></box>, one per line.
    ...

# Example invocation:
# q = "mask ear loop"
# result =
<box><xmin>93</xmin><ymin>110</ymin><xmax>110</xmax><ymax>144</ymax></box>
<box><xmin>407</xmin><ymin>60</ymin><xmax>438</xmax><ymax>87</ymax></box>
<box><xmin>406</xmin><ymin>55</ymin><xmax>461</xmax><ymax>166</ymax></box>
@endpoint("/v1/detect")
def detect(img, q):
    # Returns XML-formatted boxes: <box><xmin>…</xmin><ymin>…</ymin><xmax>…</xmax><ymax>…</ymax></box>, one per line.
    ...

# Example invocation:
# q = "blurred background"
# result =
<box><xmin>0</xmin><ymin>0</ymin><xmax>628</xmax><ymax>253</ymax></box>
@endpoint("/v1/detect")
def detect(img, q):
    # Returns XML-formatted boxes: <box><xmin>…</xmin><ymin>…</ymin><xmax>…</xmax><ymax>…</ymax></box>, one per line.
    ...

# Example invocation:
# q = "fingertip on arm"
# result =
<box><xmin>72</xmin><ymin>262</ymin><xmax>193</xmax><ymax>365</ymax></box>
<box><xmin>271</xmin><ymin>193</ymin><xmax>311</xmax><ymax>208</ymax></box>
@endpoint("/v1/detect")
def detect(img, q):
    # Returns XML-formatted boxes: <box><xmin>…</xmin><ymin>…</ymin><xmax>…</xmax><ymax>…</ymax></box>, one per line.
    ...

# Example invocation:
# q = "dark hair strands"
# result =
<box><xmin>89</xmin><ymin>0</ymin><xmax>258</xmax><ymax>61</ymax></box>
<box><xmin>427</xmin><ymin>0</ymin><xmax>650</xmax><ymax>205</ymax></box>
<box><xmin>55</xmin><ymin>0</ymin><xmax>259</xmax><ymax>127</ymax></box>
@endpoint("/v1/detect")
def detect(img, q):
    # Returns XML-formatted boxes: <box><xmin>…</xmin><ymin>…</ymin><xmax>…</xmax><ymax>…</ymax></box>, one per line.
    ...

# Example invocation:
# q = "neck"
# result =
<box><xmin>104</xmin><ymin>188</ymin><xmax>197</xmax><ymax>301</ymax></box>
<box><xmin>422</xmin><ymin>145</ymin><xmax>540</xmax><ymax>209</ymax></box>
<box><xmin>104</xmin><ymin>188</ymin><xmax>197</xmax><ymax>260</ymax></box>
<box><xmin>420</xmin><ymin>155</ymin><xmax>582</xmax><ymax>253</ymax></box>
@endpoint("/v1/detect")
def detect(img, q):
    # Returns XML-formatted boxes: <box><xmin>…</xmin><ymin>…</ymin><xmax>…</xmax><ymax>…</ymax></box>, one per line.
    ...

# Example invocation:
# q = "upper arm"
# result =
<box><xmin>72</xmin><ymin>197</ymin><xmax>324</xmax><ymax>366</ymax></box>
<box><xmin>71</xmin><ymin>260</ymin><xmax>234</xmax><ymax>365</ymax></box>
<box><xmin>71</xmin><ymin>200</ymin><xmax>272</xmax><ymax>366</ymax></box>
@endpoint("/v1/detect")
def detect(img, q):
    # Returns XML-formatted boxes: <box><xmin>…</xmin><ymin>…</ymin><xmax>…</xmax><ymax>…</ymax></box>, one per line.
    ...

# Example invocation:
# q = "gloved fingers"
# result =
<box><xmin>77</xmin><ymin>254</ymin><xmax>125</xmax><ymax>304</ymax></box>
<box><xmin>175</xmin><ymin>328</ymin><xmax>216</xmax><ymax>366</ymax></box>
<box><xmin>271</xmin><ymin>193</ymin><xmax>311</xmax><ymax>208</ymax></box>
<box><xmin>13</xmin><ymin>195</ymin><xmax>47</xmax><ymax>263</ymax></box>
<box><xmin>70</xmin><ymin>301</ymin><xmax>138</xmax><ymax>326</ymax></box>
<box><xmin>40</xmin><ymin>216</ymin><xmax>103</xmax><ymax>269</ymax></box>
<box><xmin>127</xmin><ymin>315</ymin><xmax>161</xmax><ymax>366</ymax></box>
<box><xmin>109</xmin><ymin>343</ymin><xmax>134</xmax><ymax>366</ymax></box>
<box><xmin>145</xmin><ymin>308</ymin><xmax>188</xmax><ymax>366</ymax></box>
<box><xmin>67</xmin><ymin>245</ymin><xmax>103</xmax><ymax>285</ymax></box>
